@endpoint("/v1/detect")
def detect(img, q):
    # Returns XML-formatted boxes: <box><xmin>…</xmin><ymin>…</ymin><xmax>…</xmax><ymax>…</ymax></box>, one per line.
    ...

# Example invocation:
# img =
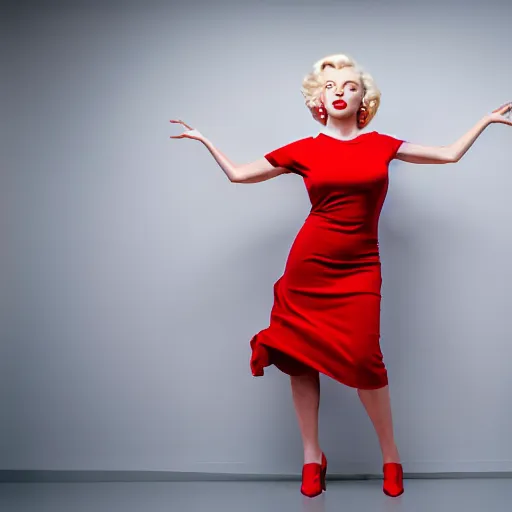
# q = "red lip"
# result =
<box><xmin>332</xmin><ymin>100</ymin><xmax>347</xmax><ymax>110</ymax></box>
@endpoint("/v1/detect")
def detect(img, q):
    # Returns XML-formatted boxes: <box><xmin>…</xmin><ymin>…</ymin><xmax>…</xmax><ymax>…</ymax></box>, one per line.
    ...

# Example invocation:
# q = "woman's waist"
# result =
<box><xmin>291</xmin><ymin>228</ymin><xmax>380</xmax><ymax>262</ymax></box>
<box><xmin>306</xmin><ymin>211</ymin><xmax>378</xmax><ymax>233</ymax></box>
<box><xmin>300</xmin><ymin>216</ymin><xmax>379</xmax><ymax>244</ymax></box>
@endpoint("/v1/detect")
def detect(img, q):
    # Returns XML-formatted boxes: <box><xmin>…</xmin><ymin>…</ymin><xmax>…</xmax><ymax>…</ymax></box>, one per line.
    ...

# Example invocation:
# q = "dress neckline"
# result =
<box><xmin>317</xmin><ymin>131</ymin><xmax>376</xmax><ymax>144</ymax></box>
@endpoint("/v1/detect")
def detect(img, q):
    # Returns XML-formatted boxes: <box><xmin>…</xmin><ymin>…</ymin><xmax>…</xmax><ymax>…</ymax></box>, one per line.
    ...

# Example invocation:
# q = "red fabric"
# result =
<box><xmin>250</xmin><ymin>131</ymin><xmax>405</xmax><ymax>390</ymax></box>
<box><xmin>300</xmin><ymin>452</ymin><xmax>327</xmax><ymax>497</ymax></box>
<box><xmin>383</xmin><ymin>462</ymin><xmax>404</xmax><ymax>496</ymax></box>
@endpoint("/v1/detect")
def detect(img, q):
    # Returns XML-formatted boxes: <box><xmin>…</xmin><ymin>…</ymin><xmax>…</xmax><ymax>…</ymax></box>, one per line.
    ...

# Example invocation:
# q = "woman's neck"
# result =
<box><xmin>322</xmin><ymin>115</ymin><xmax>363</xmax><ymax>140</ymax></box>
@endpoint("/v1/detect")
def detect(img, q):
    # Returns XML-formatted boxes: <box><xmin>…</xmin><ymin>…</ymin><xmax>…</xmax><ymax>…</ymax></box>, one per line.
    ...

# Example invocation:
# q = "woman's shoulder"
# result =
<box><xmin>372</xmin><ymin>131</ymin><xmax>405</xmax><ymax>142</ymax></box>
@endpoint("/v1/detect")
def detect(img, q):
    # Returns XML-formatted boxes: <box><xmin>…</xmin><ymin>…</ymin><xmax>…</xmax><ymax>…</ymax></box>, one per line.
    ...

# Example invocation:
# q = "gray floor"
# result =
<box><xmin>1</xmin><ymin>479</ymin><xmax>511</xmax><ymax>512</ymax></box>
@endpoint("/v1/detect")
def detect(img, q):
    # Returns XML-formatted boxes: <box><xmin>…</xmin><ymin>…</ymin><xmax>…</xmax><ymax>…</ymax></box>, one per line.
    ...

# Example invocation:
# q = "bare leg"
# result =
<box><xmin>357</xmin><ymin>385</ymin><xmax>400</xmax><ymax>464</ymax></box>
<box><xmin>290</xmin><ymin>372</ymin><xmax>323</xmax><ymax>464</ymax></box>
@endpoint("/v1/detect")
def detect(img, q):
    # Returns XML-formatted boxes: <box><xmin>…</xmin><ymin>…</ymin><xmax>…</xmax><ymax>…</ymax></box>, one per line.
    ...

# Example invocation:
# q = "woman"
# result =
<box><xmin>170</xmin><ymin>54</ymin><xmax>511</xmax><ymax>498</ymax></box>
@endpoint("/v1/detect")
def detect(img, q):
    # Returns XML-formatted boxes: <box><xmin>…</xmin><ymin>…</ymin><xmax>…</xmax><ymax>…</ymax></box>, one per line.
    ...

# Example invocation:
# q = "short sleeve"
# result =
<box><xmin>264</xmin><ymin>138</ymin><xmax>311</xmax><ymax>174</ymax></box>
<box><xmin>377</xmin><ymin>133</ymin><xmax>406</xmax><ymax>163</ymax></box>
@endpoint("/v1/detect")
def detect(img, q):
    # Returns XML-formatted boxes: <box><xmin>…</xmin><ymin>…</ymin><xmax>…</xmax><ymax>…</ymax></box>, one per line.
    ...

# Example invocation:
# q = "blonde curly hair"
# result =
<box><xmin>301</xmin><ymin>54</ymin><xmax>381</xmax><ymax>127</ymax></box>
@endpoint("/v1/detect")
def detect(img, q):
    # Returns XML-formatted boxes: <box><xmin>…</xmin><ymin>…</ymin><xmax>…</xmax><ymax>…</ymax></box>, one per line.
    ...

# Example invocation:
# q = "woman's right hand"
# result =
<box><xmin>170</xmin><ymin>120</ymin><xmax>207</xmax><ymax>142</ymax></box>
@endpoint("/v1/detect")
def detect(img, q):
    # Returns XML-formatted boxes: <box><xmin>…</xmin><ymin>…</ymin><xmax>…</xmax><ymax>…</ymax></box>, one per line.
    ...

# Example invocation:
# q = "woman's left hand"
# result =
<box><xmin>487</xmin><ymin>102</ymin><xmax>512</xmax><ymax>125</ymax></box>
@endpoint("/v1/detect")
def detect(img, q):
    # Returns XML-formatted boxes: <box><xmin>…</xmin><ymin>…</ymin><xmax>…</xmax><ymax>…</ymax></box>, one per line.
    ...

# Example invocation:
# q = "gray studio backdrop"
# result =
<box><xmin>3</xmin><ymin>0</ymin><xmax>512</xmax><ymax>476</ymax></box>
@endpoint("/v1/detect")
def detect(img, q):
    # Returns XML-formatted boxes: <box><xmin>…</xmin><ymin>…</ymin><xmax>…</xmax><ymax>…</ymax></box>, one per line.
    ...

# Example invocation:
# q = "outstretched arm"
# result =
<box><xmin>394</xmin><ymin>102</ymin><xmax>512</xmax><ymax>165</ymax></box>
<box><xmin>202</xmin><ymin>145</ymin><xmax>286</xmax><ymax>183</ymax></box>
<box><xmin>170</xmin><ymin>120</ymin><xmax>288</xmax><ymax>183</ymax></box>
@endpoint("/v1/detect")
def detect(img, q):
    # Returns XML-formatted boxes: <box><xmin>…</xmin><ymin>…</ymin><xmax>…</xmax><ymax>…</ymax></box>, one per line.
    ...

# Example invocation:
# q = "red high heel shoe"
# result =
<box><xmin>301</xmin><ymin>453</ymin><xmax>327</xmax><ymax>498</ymax></box>
<box><xmin>383</xmin><ymin>462</ymin><xmax>404</xmax><ymax>497</ymax></box>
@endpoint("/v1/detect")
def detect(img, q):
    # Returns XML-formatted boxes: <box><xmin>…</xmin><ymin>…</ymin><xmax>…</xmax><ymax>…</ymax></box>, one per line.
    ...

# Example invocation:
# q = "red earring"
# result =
<box><xmin>357</xmin><ymin>106</ymin><xmax>369</xmax><ymax>128</ymax></box>
<box><xmin>316</xmin><ymin>103</ymin><xmax>327</xmax><ymax>124</ymax></box>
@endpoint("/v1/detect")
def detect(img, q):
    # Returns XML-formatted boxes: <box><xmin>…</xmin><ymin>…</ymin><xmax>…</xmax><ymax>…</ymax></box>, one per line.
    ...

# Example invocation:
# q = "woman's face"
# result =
<box><xmin>320</xmin><ymin>66</ymin><xmax>364</xmax><ymax>121</ymax></box>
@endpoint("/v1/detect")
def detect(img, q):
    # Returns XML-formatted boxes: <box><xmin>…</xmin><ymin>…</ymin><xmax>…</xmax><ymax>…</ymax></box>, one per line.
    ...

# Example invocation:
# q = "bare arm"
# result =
<box><xmin>395</xmin><ymin>118</ymin><xmax>490</xmax><ymax>164</ymax></box>
<box><xmin>202</xmin><ymin>139</ymin><xmax>288</xmax><ymax>183</ymax></box>
<box><xmin>394</xmin><ymin>102</ymin><xmax>512</xmax><ymax>165</ymax></box>
<box><xmin>170</xmin><ymin>120</ymin><xmax>288</xmax><ymax>183</ymax></box>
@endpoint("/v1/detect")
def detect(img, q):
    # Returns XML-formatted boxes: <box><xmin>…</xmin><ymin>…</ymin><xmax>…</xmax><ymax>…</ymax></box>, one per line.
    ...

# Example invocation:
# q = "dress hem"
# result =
<box><xmin>250</xmin><ymin>332</ymin><xmax>389</xmax><ymax>391</ymax></box>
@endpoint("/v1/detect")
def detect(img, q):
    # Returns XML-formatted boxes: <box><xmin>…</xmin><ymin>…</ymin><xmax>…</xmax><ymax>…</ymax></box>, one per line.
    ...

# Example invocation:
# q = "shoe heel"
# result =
<box><xmin>321</xmin><ymin>453</ymin><xmax>327</xmax><ymax>491</ymax></box>
<box><xmin>320</xmin><ymin>469</ymin><xmax>326</xmax><ymax>491</ymax></box>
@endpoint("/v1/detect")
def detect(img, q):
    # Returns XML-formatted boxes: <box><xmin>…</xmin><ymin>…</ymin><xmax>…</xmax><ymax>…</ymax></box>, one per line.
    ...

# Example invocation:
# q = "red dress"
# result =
<box><xmin>250</xmin><ymin>131</ymin><xmax>405</xmax><ymax>390</ymax></box>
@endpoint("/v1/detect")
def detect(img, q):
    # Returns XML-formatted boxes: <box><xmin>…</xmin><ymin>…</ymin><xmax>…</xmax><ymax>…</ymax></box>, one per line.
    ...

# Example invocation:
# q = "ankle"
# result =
<box><xmin>382</xmin><ymin>452</ymin><xmax>401</xmax><ymax>464</ymax></box>
<box><xmin>382</xmin><ymin>445</ymin><xmax>400</xmax><ymax>464</ymax></box>
<box><xmin>304</xmin><ymin>447</ymin><xmax>323</xmax><ymax>464</ymax></box>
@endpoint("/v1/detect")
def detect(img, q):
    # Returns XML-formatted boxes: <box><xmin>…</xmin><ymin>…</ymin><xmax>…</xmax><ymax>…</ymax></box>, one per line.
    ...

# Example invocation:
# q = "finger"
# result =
<box><xmin>493</xmin><ymin>102</ymin><xmax>512</xmax><ymax>114</ymax></box>
<box><xmin>170</xmin><ymin>134</ymin><xmax>185</xmax><ymax>139</ymax></box>
<box><xmin>169</xmin><ymin>119</ymin><xmax>188</xmax><ymax>127</ymax></box>
<box><xmin>501</xmin><ymin>103</ymin><xmax>512</xmax><ymax>115</ymax></box>
<box><xmin>169</xmin><ymin>119</ymin><xmax>193</xmax><ymax>130</ymax></box>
